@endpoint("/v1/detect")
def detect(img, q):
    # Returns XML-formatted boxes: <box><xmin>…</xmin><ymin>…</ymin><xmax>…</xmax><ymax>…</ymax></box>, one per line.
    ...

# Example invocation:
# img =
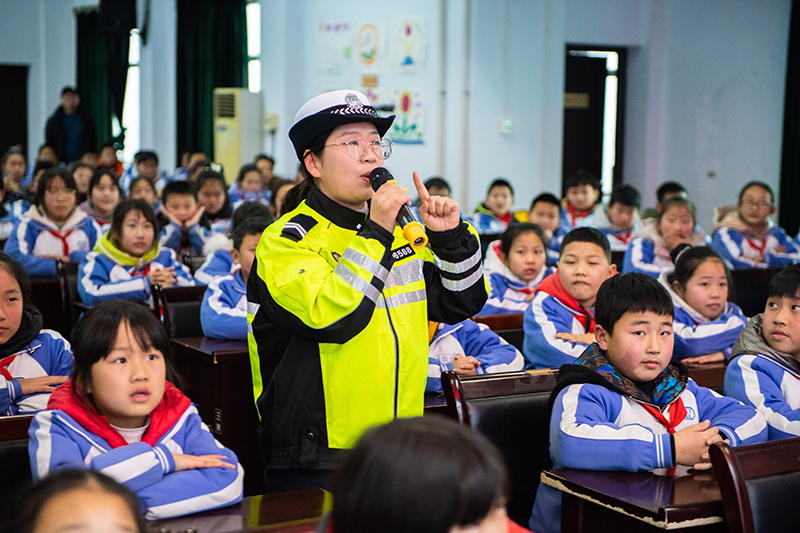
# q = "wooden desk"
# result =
<box><xmin>542</xmin><ymin>467</ymin><xmax>724</xmax><ymax>532</ymax></box>
<box><xmin>686</xmin><ymin>363</ymin><xmax>726</xmax><ymax>393</ymax></box>
<box><xmin>147</xmin><ymin>488</ymin><xmax>329</xmax><ymax>533</ymax></box>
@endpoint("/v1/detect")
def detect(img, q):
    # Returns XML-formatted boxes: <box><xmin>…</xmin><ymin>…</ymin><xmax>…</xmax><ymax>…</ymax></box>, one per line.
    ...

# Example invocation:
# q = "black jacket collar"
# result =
<box><xmin>306</xmin><ymin>186</ymin><xmax>369</xmax><ymax>231</ymax></box>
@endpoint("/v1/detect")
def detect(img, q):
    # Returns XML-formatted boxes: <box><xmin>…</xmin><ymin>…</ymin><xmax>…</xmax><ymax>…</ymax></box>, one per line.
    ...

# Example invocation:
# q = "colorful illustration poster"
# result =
<box><xmin>318</xmin><ymin>22</ymin><xmax>352</xmax><ymax>75</ymax></box>
<box><xmin>356</xmin><ymin>24</ymin><xmax>379</xmax><ymax>67</ymax></box>
<box><xmin>390</xmin><ymin>18</ymin><xmax>427</xmax><ymax>73</ymax></box>
<box><xmin>390</xmin><ymin>89</ymin><xmax>424</xmax><ymax>144</ymax></box>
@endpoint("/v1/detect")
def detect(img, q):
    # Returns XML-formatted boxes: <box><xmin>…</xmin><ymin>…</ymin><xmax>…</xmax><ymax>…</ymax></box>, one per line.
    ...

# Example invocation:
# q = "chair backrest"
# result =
<box><xmin>152</xmin><ymin>284</ymin><xmax>208</xmax><ymax>338</ymax></box>
<box><xmin>471</xmin><ymin>314</ymin><xmax>525</xmax><ymax>351</ymax></box>
<box><xmin>709</xmin><ymin>437</ymin><xmax>800</xmax><ymax>533</ymax></box>
<box><xmin>441</xmin><ymin>369</ymin><xmax>558</xmax><ymax>526</ymax></box>
<box><xmin>58</xmin><ymin>260</ymin><xmax>82</xmax><ymax>338</ymax></box>
<box><xmin>0</xmin><ymin>415</ymin><xmax>34</xmax><ymax>514</ymax></box>
<box><xmin>181</xmin><ymin>251</ymin><xmax>208</xmax><ymax>275</ymax></box>
<box><xmin>730</xmin><ymin>267</ymin><xmax>784</xmax><ymax>318</ymax></box>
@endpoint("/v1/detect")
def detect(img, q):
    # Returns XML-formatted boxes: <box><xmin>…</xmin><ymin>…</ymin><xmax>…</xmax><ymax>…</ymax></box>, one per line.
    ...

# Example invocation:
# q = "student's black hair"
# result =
<box><xmin>189</xmin><ymin>159</ymin><xmax>211</xmax><ymax>177</ymax></box>
<box><xmin>487</xmin><ymin>178</ymin><xmax>514</xmax><ymax>197</ymax></box>
<box><xmin>559</xmin><ymin>227</ymin><xmax>611</xmax><ymax>263</ymax></box>
<box><xmin>1</xmin><ymin>145</ymin><xmax>25</xmax><ymax>166</ymax></box>
<box><xmin>32</xmin><ymin>159</ymin><xmax>55</xmax><ymax>178</ymax></box>
<box><xmin>331</xmin><ymin>416</ymin><xmax>508</xmax><ymax>533</ymax></box>
<box><xmin>270</xmin><ymin>178</ymin><xmax>297</xmax><ymax>215</ymax></box>
<box><xmin>109</xmin><ymin>199</ymin><xmax>159</xmax><ymax>246</ymax></box>
<box><xmin>657</xmin><ymin>197</ymin><xmax>696</xmax><ymax>226</ymax></box>
<box><xmin>667</xmin><ymin>244</ymin><xmax>733</xmax><ymax>303</ymax></box>
<box><xmin>424</xmin><ymin>176</ymin><xmax>451</xmax><ymax>192</ymax></box>
<box><xmin>88</xmin><ymin>167</ymin><xmax>122</xmax><ymax>196</ymax></box>
<box><xmin>101</xmin><ymin>140</ymin><xmax>117</xmax><ymax>150</ymax></box>
<box><xmin>195</xmin><ymin>170</ymin><xmax>233</xmax><ymax>219</ymax></box>
<box><xmin>564</xmin><ymin>169</ymin><xmax>600</xmax><ymax>191</ymax></box>
<box><xmin>737</xmin><ymin>180</ymin><xmax>774</xmax><ymax>206</ymax></box>
<box><xmin>656</xmin><ymin>181</ymin><xmax>687</xmax><ymax>203</ymax></box>
<box><xmin>134</xmin><ymin>150</ymin><xmax>158</xmax><ymax>165</ymax></box>
<box><xmin>499</xmin><ymin>222</ymin><xmax>547</xmax><ymax>257</ymax></box>
<box><xmin>609</xmin><ymin>184</ymin><xmax>641</xmax><ymax>209</ymax></box>
<box><xmin>70</xmin><ymin>161</ymin><xmax>94</xmax><ymax>174</ymax></box>
<box><xmin>37</xmin><ymin>143</ymin><xmax>55</xmax><ymax>156</ymax></box>
<box><xmin>232</xmin><ymin>200</ymin><xmax>274</xmax><ymax>230</ymax></box>
<box><xmin>767</xmin><ymin>264</ymin><xmax>800</xmax><ymax>300</ymax></box>
<box><xmin>596</xmin><ymin>272</ymin><xmax>674</xmax><ymax>335</ymax></box>
<box><xmin>0</xmin><ymin>253</ymin><xmax>34</xmax><ymax>315</ymax></box>
<box><xmin>282</xmin><ymin>128</ymin><xmax>332</xmax><ymax>214</ymax></box>
<box><xmin>34</xmin><ymin>167</ymin><xmax>76</xmax><ymax>211</ymax></box>
<box><xmin>2</xmin><ymin>469</ymin><xmax>146</xmax><ymax>533</ymax></box>
<box><xmin>161</xmin><ymin>179</ymin><xmax>196</xmax><ymax>203</ymax></box>
<box><xmin>254</xmin><ymin>153</ymin><xmax>275</xmax><ymax>165</ymax></box>
<box><xmin>529</xmin><ymin>192</ymin><xmax>560</xmax><ymax>210</ymax></box>
<box><xmin>71</xmin><ymin>300</ymin><xmax>180</xmax><ymax>399</ymax></box>
<box><xmin>236</xmin><ymin>163</ymin><xmax>261</xmax><ymax>184</ymax></box>
<box><xmin>129</xmin><ymin>176</ymin><xmax>157</xmax><ymax>197</ymax></box>
<box><xmin>232</xmin><ymin>216</ymin><xmax>271</xmax><ymax>250</ymax></box>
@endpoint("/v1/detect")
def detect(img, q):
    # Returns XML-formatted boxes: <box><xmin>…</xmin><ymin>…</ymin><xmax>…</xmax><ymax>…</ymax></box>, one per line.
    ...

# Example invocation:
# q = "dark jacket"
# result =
<box><xmin>44</xmin><ymin>106</ymin><xmax>97</xmax><ymax>163</ymax></box>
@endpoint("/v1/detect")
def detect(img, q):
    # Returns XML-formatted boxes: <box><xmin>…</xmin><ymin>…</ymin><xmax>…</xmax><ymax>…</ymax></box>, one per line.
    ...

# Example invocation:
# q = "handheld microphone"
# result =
<box><xmin>368</xmin><ymin>167</ymin><xmax>429</xmax><ymax>250</ymax></box>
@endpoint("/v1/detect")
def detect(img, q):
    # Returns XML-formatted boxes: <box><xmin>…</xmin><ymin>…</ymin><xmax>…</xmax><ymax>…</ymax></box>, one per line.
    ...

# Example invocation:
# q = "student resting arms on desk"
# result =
<box><xmin>247</xmin><ymin>90</ymin><xmax>487</xmax><ymax>492</ymax></box>
<box><xmin>529</xmin><ymin>273</ymin><xmax>767</xmax><ymax>533</ymax></box>
<box><xmin>28</xmin><ymin>301</ymin><xmax>243</xmax><ymax>520</ymax></box>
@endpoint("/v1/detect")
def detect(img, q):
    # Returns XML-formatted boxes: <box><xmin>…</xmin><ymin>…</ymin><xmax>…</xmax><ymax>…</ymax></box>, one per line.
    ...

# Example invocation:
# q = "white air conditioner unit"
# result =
<box><xmin>213</xmin><ymin>88</ymin><xmax>263</xmax><ymax>184</ymax></box>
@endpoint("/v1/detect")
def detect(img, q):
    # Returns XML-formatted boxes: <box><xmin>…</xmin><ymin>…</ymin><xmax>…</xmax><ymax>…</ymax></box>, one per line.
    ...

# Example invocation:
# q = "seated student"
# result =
<box><xmin>479</xmin><ymin>223</ymin><xmax>555</xmax><ymax>315</ymax></box>
<box><xmin>6</xmin><ymin>167</ymin><xmax>102</xmax><ymax>277</ymax></box>
<box><xmin>0</xmin><ymin>178</ymin><xmax>18</xmax><ymax>241</ymax></box>
<box><xmin>187</xmin><ymin>158</ymin><xmax>211</xmax><ymax>185</ymax></box>
<box><xmin>98</xmin><ymin>141</ymin><xmax>124</xmax><ymax>177</ymax></box>
<box><xmin>560</xmin><ymin>169</ymin><xmax>601</xmax><ymax>230</ymax></box>
<box><xmin>641</xmin><ymin>181</ymin><xmax>688</xmax><ymax>220</ymax></box>
<box><xmin>660</xmin><ymin>244</ymin><xmax>746</xmax><ymax>363</ymax></box>
<box><xmin>195</xmin><ymin>170</ymin><xmax>234</xmax><ymax>234</ymax></box>
<box><xmin>523</xmin><ymin>227</ymin><xmax>617</xmax><ymax>368</ymax></box>
<box><xmin>21</xmin><ymin>144</ymin><xmax>57</xmax><ymax>189</ymax></box>
<box><xmin>78</xmin><ymin>199</ymin><xmax>194</xmax><ymax>303</ymax></box>
<box><xmin>195</xmin><ymin>201</ymin><xmax>273</xmax><ymax>285</ymax></box>
<box><xmin>8</xmin><ymin>160</ymin><xmax>55</xmax><ymax>219</ymax></box>
<box><xmin>78</xmin><ymin>168</ymin><xmax>122</xmax><ymax>234</ymax></box>
<box><xmin>70</xmin><ymin>162</ymin><xmax>93</xmax><ymax>205</ymax></box>
<box><xmin>254</xmin><ymin>153</ymin><xmax>275</xmax><ymax>191</ymax></box>
<box><xmin>129</xmin><ymin>176</ymin><xmax>159</xmax><ymax>211</ymax></box>
<box><xmin>324</xmin><ymin>416</ymin><xmax>532</xmax><ymax>533</ymax></box>
<box><xmin>119</xmin><ymin>150</ymin><xmax>168</xmax><ymax>195</ymax></box>
<box><xmin>2</xmin><ymin>145</ymin><xmax>28</xmax><ymax>200</ymax></box>
<box><xmin>526</xmin><ymin>192</ymin><xmax>568</xmax><ymax>265</ymax></box>
<box><xmin>172</xmin><ymin>149</ymin><xmax>207</xmax><ymax>183</ymax></box>
<box><xmin>268</xmin><ymin>178</ymin><xmax>295</xmax><ymax>219</ymax></box>
<box><xmin>426</xmin><ymin>319</ymin><xmax>523</xmax><ymax>393</ymax></box>
<box><xmin>0</xmin><ymin>253</ymin><xmax>73</xmax><ymax>415</ymax></box>
<box><xmin>471</xmin><ymin>178</ymin><xmax>516</xmax><ymax>233</ymax></box>
<box><xmin>229</xmin><ymin>164</ymin><xmax>270</xmax><ymax>209</ymax></box>
<box><xmin>725</xmin><ymin>264</ymin><xmax>800</xmax><ymax>440</ymax></box>
<box><xmin>711</xmin><ymin>181</ymin><xmax>800</xmax><ymax>269</ymax></box>
<box><xmin>593</xmin><ymin>184</ymin><xmax>641</xmax><ymax>251</ymax></box>
<box><xmin>27</xmin><ymin>300</ymin><xmax>244</xmax><ymax>520</ymax></box>
<box><xmin>529</xmin><ymin>273</ymin><xmax>768</xmax><ymax>533</ymax></box>
<box><xmin>157</xmin><ymin>180</ymin><xmax>211</xmax><ymax>255</ymax></box>
<box><xmin>623</xmin><ymin>197</ymin><xmax>708</xmax><ymax>278</ymax></box>
<box><xmin>3</xmin><ymin>469</ymin><xmax>146</xmax><ymax>533</ymax></box>
<box><xmin>200</xmin><ymin>217</ymin><xmax>270</xmax><ymax>340</ymax></box>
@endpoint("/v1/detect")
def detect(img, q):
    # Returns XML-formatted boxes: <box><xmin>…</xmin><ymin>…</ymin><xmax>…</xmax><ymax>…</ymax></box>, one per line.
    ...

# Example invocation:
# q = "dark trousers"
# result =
<box><xmin>264</xmin><ymin>468</ymin><xmax>333</xmax><ymax>493</ymax></box>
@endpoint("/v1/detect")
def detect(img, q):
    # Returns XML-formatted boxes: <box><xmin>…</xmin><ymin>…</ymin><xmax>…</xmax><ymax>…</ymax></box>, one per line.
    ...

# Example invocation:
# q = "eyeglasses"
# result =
<box><xmin>741</xmin><ymin>199</ymin><xmax>772</xmax><ymax>209</ymax></box>
<box><xmin>325</xmin><ymin>138</ymin><xmax>393</xmax><ymax>161</ymax></box>
<box><xmin>45</xmin><ymin>188</ymin><xmax>76</xmax><ymax>198</ymax></box>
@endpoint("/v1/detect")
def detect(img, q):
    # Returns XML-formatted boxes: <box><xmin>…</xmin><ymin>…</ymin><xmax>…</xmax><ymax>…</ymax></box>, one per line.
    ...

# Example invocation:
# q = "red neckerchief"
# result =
<box><xmin>131</xmin><ymin>264</ymin><xmax>152</xmax><ymax>278</ymax></box>
<box><xmin>46</xmin><ymin>379</ymin><xmax>191</xmax><ymax>449</ymax></box>
<box><xmin>640</xmin><ymin>398</ymin><xmax>687</xmax><ymax>434</ymax></box>
<box><xmin>0</xmin><ymin>354</ymin><xmax>18</xmax><ymax>380</ymax></box>
<box><xmin>535</xmin><ymin>272</ymin><xmax>596</xmax><ymax>332</ymax></box>
<box><xmin>616</xmin><ymin>231</ymin><xmax>632</xmax><ymax>245</ymax></box>
<box><xmin>744</xmin><ymin>236</ymin><xmax>767</xmax><ymax>257</ymax></box>
<box><xmin>46</xmin><ymin>227</ymin><xmax>77</xmax><ymax>256</ymax></box>
<box><xmin>566</xmin><ymin>203</ymin><xmax>593</xmax><ymax>227</ymax></box>
<box><xmin>497</xmin><ymin>211</ymin><xmax>512</xmax><ymax>226</ymax></box>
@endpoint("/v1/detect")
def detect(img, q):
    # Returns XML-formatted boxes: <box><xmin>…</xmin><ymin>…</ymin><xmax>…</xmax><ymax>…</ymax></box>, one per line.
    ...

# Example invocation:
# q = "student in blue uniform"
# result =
<box><xmin>560</xmin><ymin>170</ymin><xmax>601</xmax><ymax>230</ymax></box>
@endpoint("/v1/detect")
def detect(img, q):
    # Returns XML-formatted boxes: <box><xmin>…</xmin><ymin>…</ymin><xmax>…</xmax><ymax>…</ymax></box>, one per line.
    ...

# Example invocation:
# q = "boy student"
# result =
<box><xmin>641</xmin><ymin>181</ymin><xmax>688</xmax><ymax>220</ymax></box>
<box><xmin>471</xmin><ymin>178</ymin><xmax>517</xmax><ymax>233</ymax></box>
<box><xmin>593</xmin><ymin>183</ymin><xmax>642</xmax><ymax>251</ymax></box>
<box><xmin>201</xmin><ymin>217</ymin><xmax>271</xmax><ymax>340</ymax></box>
<box><xmin>725</xmin><ymin>264</ymin><xmax>800</xmax><ymax>440</ymax></box>
<box><xmin>527</xmin><ymin>192</ymin><xmax>568</xmax><ymax>265</ymax></box>
<box><xmin>560</xmin><ymin>169</ymin><xmax>601</xmax><ymax>230</ymax></box>
<box><xmin>158</xmin><ymin>180</ymin><xmax>211</xmax><ymax>255</ymax></box>
<box><xmin>119</xmin><ymin>150</ymin><xmax>168</xmax><ymax>194</ymax></box>
<box><xmin>523</xmin><ymin>227</ymin><xmax>617</xmax><ymax>368</ymax></box>
<box><xmin>711</xmin><ymin>181</ymin><xmax>800</xmax><ymax>269</ymax></box>
<box><xmin>529</xmin><ymin>273</ymin><xmax>768</xmax><ymax>533</ymax></box>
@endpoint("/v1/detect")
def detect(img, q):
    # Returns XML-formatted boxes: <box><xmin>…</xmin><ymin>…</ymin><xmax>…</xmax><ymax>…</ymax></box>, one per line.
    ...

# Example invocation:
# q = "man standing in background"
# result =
<box><xmin>45</xmin><ymin>86</ymin><xmax>97</xmax><ymax>164</ymax></box>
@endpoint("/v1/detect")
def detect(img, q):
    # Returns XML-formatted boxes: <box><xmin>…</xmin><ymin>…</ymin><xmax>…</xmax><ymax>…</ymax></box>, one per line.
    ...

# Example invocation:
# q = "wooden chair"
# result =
<box><xmin>57</xmin><ymin>260</ymin><xmax>82</xmax><ymax>338</ymax></box>
<box><xmin>730</xmin><ymin>266</ymin><xmax>784</xmax><ymax>318</ymax></box>
<box><xmin>709</xmin><ymin>437</ymin><xmax>800</xmax><ymax>533</ymax></box>
<box><xmin>181</xmin><ymin>251</ymin><xmax>208</xmax><ymax>275</ymax></box>
<box><xmin>471</xmin><ymin>313</ymin><xmax>525</xmax><ymax>351</ymax></box>
<box><xmin>441</xmin><ymin>369</ymin><xmax>559</xmax><ymax>526</ymax></box>
<box><xmin>0</xmin><ymin>415</ymin><xmax>34</xmax><ymax>515</ymax></box>
<box><xmin>152</xmin><ymin>284</ymin><xmax>208</xmax><ymax>338</ymax></box>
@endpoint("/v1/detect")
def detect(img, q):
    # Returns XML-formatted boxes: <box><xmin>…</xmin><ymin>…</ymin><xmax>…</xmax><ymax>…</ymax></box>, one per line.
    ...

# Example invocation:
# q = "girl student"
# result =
<box><xmin>268</xmin><ymin>178</ymin><xmax>295</xmax><ymax>218</ymax></box>
<box><xmin>78</xmin><ymin>168</ymin><xmax>122</xmax><ymax>233</ymax></box>
<box><xmin>0</xmin><ymin>253</ymin><xmax>73</xmax><ymax>415</ymax></box>
<box><xmin>229</xmin><ymin>163</ymin><xmax>269</xmax><ymax>208</ymax></box>
<box><xmin>479</xmin><ymin>222</ymin><xmax>555</xmax><ymax>315</ymax></box>
<box><xmin>78</xmin><ymin>199</ymin><xmax>194</xmax><ymax>303</ymax></box>
<box><xmin>71</xmin><ymin>162</ymin><xmax>93</xmax><ymax>205</ymax></box>
<box><xmin>248</xmin><ymin>90</ymin><xmax>487</xmax><ymax>491</ymax></box>
<box><xmin>6</xmin><ymin>167</ymin><xmax>102</xmax><ymax>277</ymax></box>
<box><xmin>129</xmin><ymin>176</ymin><xmax>159</xmax><ymax>211</ymax></box>
<box><xmin>27</xmin><ymin>300</ymin><xmax>243</xmax><ymax>520</ymax></box>
<box><xmin>623</xmin><ymin>196</ymin><xmax>709</xmax><ymax>278</ymax></box>
<box><xmin>195</xmin><ymin>170</ymin><xmax>234</xmax><ymax>234</ymax></box>
<box><xmin>659</xmin><ymin>244</ymin><xmax>747</xmax><ymax>363</ymax></box>
<box><xmin>2</xmin><ymin>145</ymin><xmax>27</xmax><ymax>198</ymax></box>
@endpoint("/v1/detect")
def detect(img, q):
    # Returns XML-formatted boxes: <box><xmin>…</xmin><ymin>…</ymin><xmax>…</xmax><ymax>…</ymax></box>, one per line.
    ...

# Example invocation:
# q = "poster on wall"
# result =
<box><xmin>390</xmin><ymin>18</ymin><xmax>427</xmax><ymax>73</ymax></box>
<box><xmin>390</xmin><ymin>88</ymin><xmax>424</xmax><ymax>144</ymax></box>
<box><xmin>355</xmin><ymin>22</ymin><xmax>383</xmax><ymax>71</ymax></box>
<box><xmin>318</xmin><ymin>22</ymin><xmax>352</xmax><ymax>75</ymax></box>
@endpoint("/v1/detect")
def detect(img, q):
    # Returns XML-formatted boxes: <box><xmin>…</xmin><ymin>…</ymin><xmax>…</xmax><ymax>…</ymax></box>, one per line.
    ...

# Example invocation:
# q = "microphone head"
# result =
<box><xmin>368</xmin><ymin>167</ymin><xmax>394</xmax><ymax>192</ymax></box>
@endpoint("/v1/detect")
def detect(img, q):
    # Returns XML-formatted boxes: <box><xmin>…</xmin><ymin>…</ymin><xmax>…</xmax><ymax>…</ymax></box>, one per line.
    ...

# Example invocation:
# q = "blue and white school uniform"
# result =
<box><xmin>119</xmin><ymin>167</ymin><xmax>170</xmax><ymax>195</ymax></box>
<box><xmin>658</xmin><ymin>272</ymin><xmax>747</xmax><ymax>359</ymax></box>
<box><xmin>159</xmin><ymin>221</ymin><xmax>211</xmax><ymax>256</ymax></box>
<box><xmin>592</xmin><ymin>204</ymin><xmax>638</xmax><ymax>252</ymax></box>
<box><xmin>559</xmin><ymin>202</ymin><xmax>599</xmax><ymax>231</ymax></box>
<box><xmin>194</xmin><ymin>250</ymin><xmax>236</xmax><ymax>285</ymax></box>
<box><xmin>5</xmin><ymin>206</ymin><xmax>102</xmax><ymax>277</ymax></box>
<box><xmin>200</xmin><ymin>270</ymin><xmax>247</xmax><ymax>340</ymax></box>
<box><xmin>711</xmin><ymin>214</ymin><xmax>800</xmax><ymax>269</ymax></box>
<box><xmin>426</xmin><ymin>320</ymin><xmax>523</xmax><ymax>393</ymax></box>
<box><xmin>622</xmin><ymin>218</ymin><xmax>709</xmax><ymax>278</ymax></box>
<box><xmin>725</xmin><ymin>315</ymin><xmax>800</xmax><ymax>440</ymax></box>
<box><xmin>478</xmin><ymin>255</ymin><xmax>554</xmax><ymax>315</ymax></box>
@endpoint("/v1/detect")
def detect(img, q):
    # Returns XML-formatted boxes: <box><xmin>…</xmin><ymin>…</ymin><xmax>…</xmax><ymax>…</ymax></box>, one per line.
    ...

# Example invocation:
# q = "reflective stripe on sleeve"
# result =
<box><xmin>435</xmin><ymin>248</ymin><xmax>482</xmax><ymax>274</ymax></box>
<box><xmin>334</xmin><ymin>262</ymin><xmax>380</xmax><ymax>303</ymax></box>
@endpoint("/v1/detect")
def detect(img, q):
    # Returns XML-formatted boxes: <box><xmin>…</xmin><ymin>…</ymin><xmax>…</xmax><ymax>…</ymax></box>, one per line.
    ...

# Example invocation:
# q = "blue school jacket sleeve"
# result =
<box><xmin>688</xmin><ymin>379</ymin><xmax>767</xmax><ymax>445</ymax></box>
<box><xmin>5</xmin><ymin>219</ymin><xmax>57</xmax><ymax>277</ymax></box>
<box><xmin>78</xmin><ymin>252</ymin><xmax>152</xmax><ymax>302</ymax></box>
<box><xmin>724</xmin><ymin>355</ymin><xmax>800</xmax><ymax>440</ymax></box>
<box><xmin>186</xmin><ymin>222</ymin><xmax>211</xmax><ymax>255</ymax></box>
<box><xmin>194</xmin><ymin>250</ymin><xmax>234</xmax><ymax>285</ymax></box>
<box><xmin>712</xmin><ymin>229</ymin><xmax>766</xmax><ymax>269</ymax></box>
<box><xmin>523</xmin><ymin>293</ymin><xmax>591</xmax><ymax>369</ymax></box>
<box><xmin>159</xmin><ymin>221</ymin><xmax>183</xmax><ymax>252</ymax></box>
<box><xmin>200</xmin><ymin>276</ymin><xmax>247</xmax><ymax>340</ymax></box>
<box><xmin>672</xmin><ymin>305</ymin><xmax>747</xmax><ymax>359</ymax></box>
<box><xmin>622</xmin><ymin>238</ymin><xmax>663</xmax><ymax>278</ymax></box>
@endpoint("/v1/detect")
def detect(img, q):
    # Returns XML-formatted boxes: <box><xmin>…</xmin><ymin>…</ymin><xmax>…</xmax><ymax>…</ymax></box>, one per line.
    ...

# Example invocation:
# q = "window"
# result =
<box><xmin>120</xmin><ymin>29</ymin><xmax>141</xmax><ymax>164</ymax></box>
<box><xmin>246</xmin><ymin>2</ymin><xmax>261</xmax><ymax>93</ymax></box>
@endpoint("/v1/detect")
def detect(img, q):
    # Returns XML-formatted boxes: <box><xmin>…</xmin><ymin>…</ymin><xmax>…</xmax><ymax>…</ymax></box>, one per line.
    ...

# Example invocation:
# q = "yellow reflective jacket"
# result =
<box><xmin>247</xmin><ymin>187</ymin><xmax>487</xmax><ymax>469</ymax></box>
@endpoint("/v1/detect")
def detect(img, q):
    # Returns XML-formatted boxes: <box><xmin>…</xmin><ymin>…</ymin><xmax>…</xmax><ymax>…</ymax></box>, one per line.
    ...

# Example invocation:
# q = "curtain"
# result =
<box><xmin>176</xmin><ymin>0</ymin><xmax>248</xmax><ymax>161</ymax></box>
<box><xmin>76</xmin><ymin>8</ymin><xmax>130</xmax><ymax>150</ymax></box>
<box><xmin>779</xmin><ymin>0</ymin><xmax>800</xmax><ymax>236</ymax></box>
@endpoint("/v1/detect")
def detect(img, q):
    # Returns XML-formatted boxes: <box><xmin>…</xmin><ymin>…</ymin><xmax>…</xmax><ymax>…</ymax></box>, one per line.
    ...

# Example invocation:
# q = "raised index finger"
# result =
<box><xmin>413</xmin><ymin>171</ymin><xmax>429</xmax><ymax>202</ymax></box>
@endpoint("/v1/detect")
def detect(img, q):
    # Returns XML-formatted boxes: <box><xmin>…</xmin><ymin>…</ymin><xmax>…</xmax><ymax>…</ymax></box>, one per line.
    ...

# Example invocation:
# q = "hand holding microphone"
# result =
<box><xmin>369</xmin><ymin>167</ymin><xmax>428</xmax><ymax>249</ymax></box>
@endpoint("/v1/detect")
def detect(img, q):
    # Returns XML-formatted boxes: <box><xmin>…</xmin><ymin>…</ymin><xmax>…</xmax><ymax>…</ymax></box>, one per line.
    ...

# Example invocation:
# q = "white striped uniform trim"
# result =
<box><xmin>435</xmin><ymin>248</ymin><xmax>482</xmax><ymax>274</ymax></box>
<box><xmin>342</xmin><ymin>248</ymin><xmax>389</xmax><ymax>280</ymax></box>
<box><xmin>334</xmin><ymin>262</ymin><xmax>380</xmax><ymax>303</ymax></box>
<box><xmin>386</xmin><ymin>258</ymin><xmax>424</xmax><ymax>288</ymax></box>
<box><xmin>376</xmin><ymin>289</ymin><xmax>427</xmax><ymax>309</ymax></box>
<box><xmin>440</xmin><ymin>266</ymin><xmax>484</xmax><ymax>292</ymax></box>
<box><xmin>247</xmin><ymin>301</ymin><xmax>260</xmax><ymax>317</ymax></box>
<box><xmin>284</xmin><ymin>222</ymin><xmax>308</xmax><ymax>238</ymax></box>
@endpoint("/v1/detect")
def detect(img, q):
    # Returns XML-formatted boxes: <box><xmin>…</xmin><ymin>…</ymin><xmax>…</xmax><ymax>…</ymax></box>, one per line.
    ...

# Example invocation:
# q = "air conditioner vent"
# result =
<box><xmin>215</xmin><ymin>94</ymin><xmax>236</xmax><ymax>118</ymax></box>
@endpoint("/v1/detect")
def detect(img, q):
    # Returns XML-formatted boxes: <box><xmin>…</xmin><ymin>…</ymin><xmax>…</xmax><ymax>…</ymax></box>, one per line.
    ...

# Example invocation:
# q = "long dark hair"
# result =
<box><xmin>195</xmin><ymin>170</ymin><xmax>233</xmax><ymax>219</ymax></box>
<box><xmin>0</xmin><ymin>252</ymin><xmax>34</xmax><ymax>315</ymax></box>
<box><xmin>668</xmin><ymin>244</ymin><xmax>734</xmax><ymax>303</ymax></box>
<box><xmin>281</xmin><ymin>129</ymin><xmax>332</xmax><ymax>214</ymax></box>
